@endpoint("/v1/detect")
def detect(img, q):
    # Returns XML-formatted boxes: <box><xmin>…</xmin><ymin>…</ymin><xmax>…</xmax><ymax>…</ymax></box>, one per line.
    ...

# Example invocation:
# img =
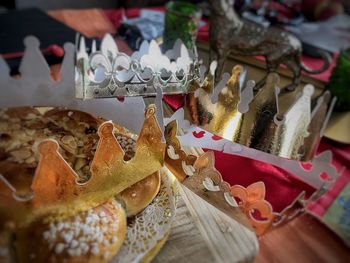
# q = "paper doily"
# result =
<box><xmin>114</xmin><ymin>167</ymin><xmax>177</xmax><ymax>263</ymax></box>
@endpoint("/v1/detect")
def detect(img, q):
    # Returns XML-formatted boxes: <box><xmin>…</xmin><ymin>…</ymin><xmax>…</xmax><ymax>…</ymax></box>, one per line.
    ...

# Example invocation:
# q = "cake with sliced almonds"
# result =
<box><xmin>0</xmin><ymin>107</ymin><xmax>162</xmax><ymax>263</ymax></box>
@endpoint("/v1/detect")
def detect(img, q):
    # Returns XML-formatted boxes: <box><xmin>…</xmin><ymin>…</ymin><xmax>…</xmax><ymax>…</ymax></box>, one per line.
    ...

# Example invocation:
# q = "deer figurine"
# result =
<box><xmin>209</xmin><ymin>0</ymin><xmax>331</xmax><ymax>91</ymax></box>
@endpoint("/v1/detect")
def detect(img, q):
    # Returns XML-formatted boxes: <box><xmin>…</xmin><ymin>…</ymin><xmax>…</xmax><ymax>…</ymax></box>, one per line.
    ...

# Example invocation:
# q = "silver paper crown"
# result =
<box><xmin>75</xmin><ymin>34</ymin><xmax>199</xmax><ymax>99</ymax></box>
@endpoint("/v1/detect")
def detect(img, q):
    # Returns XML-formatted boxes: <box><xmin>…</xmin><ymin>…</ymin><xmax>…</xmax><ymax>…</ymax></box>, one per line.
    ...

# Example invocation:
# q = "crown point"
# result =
<box><xmin>322</xmin><ymin>91</ymin><xmax>332</xmax><ymax>104</ymax></box>
<box><xmin>209</xmin><ymin>61</ymin><xmax>217</xmax><ymax>74</ymax></box>
<box><xmin>101</xmin><ymin>34</ymin><xmax>118</xmax><ymax>59</ymax></box>
<box><xmin>303</xmin><ymin>84</ymin><xmax>314</xmax><ymax>96</ymax></box>
<box><xmin>232</xmin><ymin>65</ymin><xmax>243</xmax><ymax>76</ymax></box>
<box><xmin>63</xmin><ymin>42</ymin><xmax>75</xmax><ymax>53</ymax></box>
<box><xmin>145</xmin><ymin>105</ymin><xmax>156</xmax><ymax>118</ymax></box>
<box><xmin>266</xmin><ymin>72</ymin><xmax>280</xmax><ymax>85</ymax></box>
<box><xmin>24</xmin><ymin>36</ymin><xmax>40</xmax><ymax>48</ymax></box>
<box><xmin>98</xmin><ymin>122</ymin><xmax>114</xmax><ymax>137</ymax></box>
<box><xmin>38</xmin><ymin>140</ymin><xmax>59</xmax><ymax>155</ymax></box>
<box><xmin>274</xmin><ymin>114</ymin><xmax>285</xmax><ymax>125</ymax></box>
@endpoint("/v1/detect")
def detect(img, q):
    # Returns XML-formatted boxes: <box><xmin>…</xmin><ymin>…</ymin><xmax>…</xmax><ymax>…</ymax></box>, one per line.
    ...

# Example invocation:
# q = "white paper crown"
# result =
<box><xmin>75</xmin><ymin>34</ymin><xmax>199</xmax><ymax>99</ymax></box>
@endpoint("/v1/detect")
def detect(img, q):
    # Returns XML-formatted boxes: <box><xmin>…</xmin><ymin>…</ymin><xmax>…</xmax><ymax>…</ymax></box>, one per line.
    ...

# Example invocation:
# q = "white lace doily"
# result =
<box><xmin>113</xmin><ymin>167</ymin><xmax>177</xmax><ymax>263</ymax></box>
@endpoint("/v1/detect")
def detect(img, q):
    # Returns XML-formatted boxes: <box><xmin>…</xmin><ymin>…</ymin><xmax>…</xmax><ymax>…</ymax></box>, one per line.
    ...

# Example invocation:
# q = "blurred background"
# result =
<box><xmin>0</xmin><ymin>0</ymin><xmax>349</xmax><ymax>113</ymax></box>
<box><xmin>0</xmin><ymin>0</ymin><xmax>349</xmax><ymax>16</ymax></box>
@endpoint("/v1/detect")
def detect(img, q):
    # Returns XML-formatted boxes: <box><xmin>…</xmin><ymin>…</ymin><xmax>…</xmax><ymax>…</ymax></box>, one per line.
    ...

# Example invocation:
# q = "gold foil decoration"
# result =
<box><xmin>230</xmin><ymin>182</ymin><xmax>275</xmax><ymax>235</ymax></box>
<box><xmin>164</xmin><ymin>120</ymin><xmax>197</xmax><ymax>182</ymax></box>
<box><xmin>274</xmin><ymin>85</ymin><xmax>313</xmax><ymax>159</ymax></box>
<box><xmin>236</xmin><ymin>73</ymin><xmax>280</xmax><ymax>149</ymax></box>
<box><xmin>231</xmin><ymin>182</ymin><xmax>307</xmax><ymax>235</ymax></box>
<box><xmin>0</xmin><ymin>105</ymin><xmax>165</xmax><ymax>226</ymax></box>
<box><xmin>182</xmin><ymin>151</ymin><xmax>253</xmax><ymax>229</ymax></box>
<box><xmin>186</xmin><ymin>65</ymin><xmax>243</xmax><ymax>138</ymax></box>
<box><xmin>184</xmin><ymin>64</ymin><xmax>328</xmax><ymax>161</ymax></box>
<box><xmin>84</xmin><ymin>105</ymin><xmax>165</xmax><ymax>206</ymax></box>
<box><xmin>301</xmin><ymin>91</ymin><xmax>331</xmax><ymax>161</ymax></box>
<box><xmin>32</xmin><ymin>140</ymin><xmax>82</xmax><ymax>206</ymax></box>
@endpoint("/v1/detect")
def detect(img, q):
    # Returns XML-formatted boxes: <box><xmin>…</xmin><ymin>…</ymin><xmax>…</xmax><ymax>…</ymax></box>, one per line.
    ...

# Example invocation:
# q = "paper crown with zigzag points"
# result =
<box><xmin>180</xmin><ymin>62</ymin><xmax>336</xmax><ymax>162</ymax></box>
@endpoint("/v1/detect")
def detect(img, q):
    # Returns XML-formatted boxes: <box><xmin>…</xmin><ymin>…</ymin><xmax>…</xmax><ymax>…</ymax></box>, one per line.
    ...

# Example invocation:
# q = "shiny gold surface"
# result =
<box><xmin>182</xmin><ymin>151</ymin><xmax>252</xmax><ymax>228</ymax></box>
<box><xmin>185</xmin><ymin>66</ymin><xmax>330</xmax><ymax>161</ymax></box>
<box><xmin>324</xmin><ymin>111</ymin><xmax>350</xmax><ymax>144</ymax></box>
<box><xmin>302</xmin><ymin>91</ymin><xmax>331</xmax><ymax>161</ymax></box>
<box><xmin>164</xmin><ymin>120</ymin><xmax>197</xmax><ymax>182</ymax></box>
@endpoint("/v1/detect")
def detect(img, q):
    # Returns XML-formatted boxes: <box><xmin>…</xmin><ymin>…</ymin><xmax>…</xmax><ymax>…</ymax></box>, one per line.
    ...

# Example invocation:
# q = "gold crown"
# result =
<box><xmin>0</xmin><ymin>105</ymin><xmax>165</xmax><ymax>227</ymax></box>
<box><xmin>183</xmin><ymin>63</ymin><xmax>334</xmax><ymax>161</ymax></box>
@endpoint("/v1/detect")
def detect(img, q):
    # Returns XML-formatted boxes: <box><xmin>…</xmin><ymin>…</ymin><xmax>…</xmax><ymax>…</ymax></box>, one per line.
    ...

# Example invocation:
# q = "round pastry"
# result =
<box><xmin>15</xmin><ymin>199</ymin><xmax>126</xmax><ymax>263</ymax></box>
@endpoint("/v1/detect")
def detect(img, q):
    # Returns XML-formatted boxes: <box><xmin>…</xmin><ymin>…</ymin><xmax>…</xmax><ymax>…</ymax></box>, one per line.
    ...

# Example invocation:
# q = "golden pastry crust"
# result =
<box><xmin>118</xmin><ymin>171</ymin><xmax>161</xmax><ymax>217</ymax></box>
<box><xmin>0</xmin><ymin>108</ymin><xmax>104</xmax><ymax>185</ymax></box>
<box><xmin>43</xmin><ymin>109</ymin><xmax>161</xmax><ymax>217</ymax></box>
<box><xmin>112</xmin><ymin>128</ymin><xmax>161</xmax><ymax>216</ymax></box>
<box><xmin>15</xmin><ymin>199</ymin><xmax>126</xmax><ymax>263</ymax></box>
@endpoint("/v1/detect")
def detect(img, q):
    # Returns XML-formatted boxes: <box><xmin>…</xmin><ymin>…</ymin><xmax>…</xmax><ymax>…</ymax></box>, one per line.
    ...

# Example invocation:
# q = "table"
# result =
<box><xmin>47</xmin><ymin>8</ymin><xmax>350</xmax><ymax>262</ymax></box>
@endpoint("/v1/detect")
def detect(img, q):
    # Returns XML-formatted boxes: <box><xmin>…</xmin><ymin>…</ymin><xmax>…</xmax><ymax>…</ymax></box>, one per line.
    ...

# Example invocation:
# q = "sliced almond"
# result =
<box><xmin>10</xmin><ymin>149</ymin><xmax>32</xmax><ymax>160</ymax></box>
<box><xmin>5</xmin><ymin>140</ymin><xmax>21</xmax><ymax>152</ymax></box>
<box><xmin>60</xmin><ymin>135</ymin><xmax>77</xmax><ymax>154</ymax></box>
<box><xmin>24</xmin><ymin>113</ymin><xmax>38</xmax><ymax>120</ymax></box>
<box><xmin>10</xmin><ymin>123</ymin><xmax>21</xmax><ymax>130</ymax></box>
<box><xmin>25</xmin><ymin>129</ymin><xmax>36</xmax><ymax>136</ymax></box>
<box><xmin>9</xmin><ymin>118</ymin><xmax>20</xmax><ymax>123</ymax></box>
<box><xmin>74</xmin><ymin>158</ymin><xmax>86</xmax><ymax>171</ymax></box>
<box><xmin>61</xmin><ymin>135</ymin><xmax>75</xmax><ymax>145</ymax></box>
<box><xmin>25</xmin><ymin>156</ymin><xmax>36</xmax><ymax>164</ymax></box>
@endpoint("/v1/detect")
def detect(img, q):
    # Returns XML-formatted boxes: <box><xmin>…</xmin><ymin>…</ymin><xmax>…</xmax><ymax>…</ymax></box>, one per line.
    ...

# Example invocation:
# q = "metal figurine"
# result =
<box><xmin>209</xmin><ymin>0</ymin><xmax>331</xmax><ymax>91</ymax></box>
